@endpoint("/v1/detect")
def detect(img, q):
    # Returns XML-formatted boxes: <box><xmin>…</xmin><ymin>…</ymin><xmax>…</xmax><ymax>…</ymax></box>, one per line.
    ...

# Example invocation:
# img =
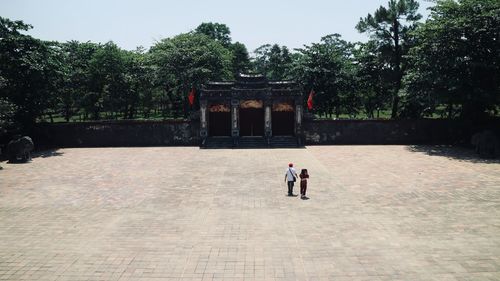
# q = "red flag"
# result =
<box><xmin>188</xmin><ymin>87</ymin><xmax>195</xmax><ymax>107</ymax></box>
<box><xmin>307</xmin><ymin>90</ymin><xmax>314</xmax><ymax>110</ymax></box>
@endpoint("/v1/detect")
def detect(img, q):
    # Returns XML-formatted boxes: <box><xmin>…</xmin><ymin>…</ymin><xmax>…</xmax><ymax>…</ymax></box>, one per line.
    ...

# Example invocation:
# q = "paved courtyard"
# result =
<box><xmin>1</xmin><ymin>146</ymin><xmax>499</xmax><ymax>281</ymax></box>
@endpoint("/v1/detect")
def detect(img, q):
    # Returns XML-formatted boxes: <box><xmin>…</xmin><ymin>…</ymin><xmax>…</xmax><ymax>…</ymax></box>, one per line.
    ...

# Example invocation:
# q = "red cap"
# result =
<box><xmin>288</xmin><ymin>163</ymin><xmax>293</xmax><ymax>167</ymax></box>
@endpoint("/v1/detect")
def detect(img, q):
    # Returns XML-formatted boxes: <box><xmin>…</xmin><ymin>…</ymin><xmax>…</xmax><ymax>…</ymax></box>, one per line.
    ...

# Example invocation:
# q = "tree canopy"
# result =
<box><xmin>150</xmin><ymin>32</ymin><xmax>232</xmax><ymax>116</ymax></box>
<box><xmin>403</xmin><ymin>0</ymin><xmax>500</xmax><ymax>119</ymax></box>
<box><xmin>0</xmin><ymin>17</ymin><xmax>64</xmax><ymax>129</ymax></box>
<box><xmin>1</xmin><ymin>0</ymin><xmax>499</xmax><ymax>138</ymax></box>
<box><xmin>293</xmin><ymin>34</ymin><xmax>358</xmax><ymax>118</ymax></box>
<box><xmin>253</xmin><ymin>44</ymin><xmax>294</xmax><ymax>80</ymax></box>
<box><xmin>356</xmin><ymin>0</ymin><xmax>422</xmax><ymax>118</ymax></box>
<box><xmin>195</xmin><ymin>22</ymin><xmax>232</xmax><ymax>47</ymax></box>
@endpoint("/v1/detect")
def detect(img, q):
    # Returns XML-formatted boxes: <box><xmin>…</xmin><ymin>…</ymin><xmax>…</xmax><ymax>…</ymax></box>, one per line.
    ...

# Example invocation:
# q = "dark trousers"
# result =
<box><xmin>300</xmin><ymin>184</ymin><xmax>307</xmax><ymax>196</ymax></box>
<box><xmin>287</xmin><ymin>181</ymin><xmax>294</xmax><ymax>195</ymax></box>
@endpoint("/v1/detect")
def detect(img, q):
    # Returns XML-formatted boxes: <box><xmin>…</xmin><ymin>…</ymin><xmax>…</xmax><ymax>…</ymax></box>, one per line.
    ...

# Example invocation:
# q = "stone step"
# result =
<box><xmin>239</xmin><ymin>137</ymin><xmax>268</xmax><ymax>148</ymax></box>
<box><xmin>202</xmin><ymin>137</ymin><xmax>300</xmax><ymax>148</ymax></box>
<box><xmin>202</xmin><ymin>137</ymin><xmax>233</xmax><ymax>149</ymax></box>
<box><xmin>271</xmin><ymin>136</ymin><xmax>299</xmax><ymax>148</ymax></box>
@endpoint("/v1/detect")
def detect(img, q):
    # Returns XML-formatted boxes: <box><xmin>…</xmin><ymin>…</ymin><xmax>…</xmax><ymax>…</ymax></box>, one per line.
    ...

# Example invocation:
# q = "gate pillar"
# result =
<box><xmin>231</xmin><ymin>99</ymin><xmax>240</xmax><ymax>139</ymax></box>
<box><xmin>200</xmin><ymin>100</ymin><xmax>208</xmax><ymax>138</ymax></box>
<box><xmin>295</xmin><ymin>102</ymin><xmax>303</xmax><ymax>145</ymax></box>
<box><xmin>264</xmin><ymin>100</ymin><xmax>272</xmax><ymax>138</ymax></box>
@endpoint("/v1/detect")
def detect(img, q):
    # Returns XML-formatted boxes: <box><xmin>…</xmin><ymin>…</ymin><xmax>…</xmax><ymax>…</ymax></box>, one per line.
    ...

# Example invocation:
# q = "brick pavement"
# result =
<box><xmin>0</xmin><ymin>146</ymin><xmax>499</xmax><ymax>281</ymax></box>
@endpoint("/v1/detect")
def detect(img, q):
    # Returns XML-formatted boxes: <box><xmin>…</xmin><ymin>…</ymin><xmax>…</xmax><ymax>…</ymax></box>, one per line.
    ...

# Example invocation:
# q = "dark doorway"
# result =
<box><xmin>240</xmin><ymin>108</ymin><xmax>264</xmax><ymax>136</ymax></box>
<box><xmin>209</xmin><ymin>112</ymin><xmax>231</xmax><ymax>136</ymax></box>
<box><xmin>272</xmin><ymin>111</ymin><xmax>295</xmax><ymax>136</ymax></box>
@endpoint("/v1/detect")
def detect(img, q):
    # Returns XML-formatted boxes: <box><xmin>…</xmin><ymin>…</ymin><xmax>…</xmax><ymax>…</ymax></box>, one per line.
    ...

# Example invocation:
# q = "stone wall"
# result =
<box><xmin>32</xmin><ymin>118</ymin><xmax>498</xmax><ymax>147</ymax></box>
<box><xmin>34</xmin><ymin>120</ymin><xmax>199</xmax><ymax>147</ymax></box>
<box><xmin>302</xmin><ymin>119</ymin><xmax>490</xmax><ymax>145</ymax></box>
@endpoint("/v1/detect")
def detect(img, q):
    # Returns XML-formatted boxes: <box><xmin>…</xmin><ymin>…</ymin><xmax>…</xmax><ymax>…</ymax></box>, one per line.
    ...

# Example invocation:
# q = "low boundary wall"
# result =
<box><xmin>34</xmin><ymin>120</ymin><xmax>200</xmax><ymax>147</ymax></box>
<box><xmin>32</xmin><ymin>118</ymin><xmax>498</xmax><ymax>147</ymax></box>
<box><xmin>303</xmin><ymin>119</ymin><xmax>495</xmax><ymax>145</ymax></box>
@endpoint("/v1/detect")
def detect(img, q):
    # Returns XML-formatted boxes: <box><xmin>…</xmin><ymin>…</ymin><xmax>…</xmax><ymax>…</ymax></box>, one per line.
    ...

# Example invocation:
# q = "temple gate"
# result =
<box><xmin>199</xmin><ymin>74</ymin><xmax>303</xmax><ymax>148</ymax></box>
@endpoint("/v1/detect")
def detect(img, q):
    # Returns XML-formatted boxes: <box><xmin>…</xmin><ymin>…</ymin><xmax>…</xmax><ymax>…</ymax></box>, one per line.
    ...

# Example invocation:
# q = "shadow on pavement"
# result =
<box><xmin>2</xmin><ymin>149</ymin><xmax>64</xmax><ymax>164</ymax></box>
<box><xmin>32</xmin><ymin>149</ymin><xmax>64</xmax><ymax>159</ymax></box>
<box><xmin>407</xmin><ymin>145</ymin><xmax>500</xmax><ymax>164</ymax></box>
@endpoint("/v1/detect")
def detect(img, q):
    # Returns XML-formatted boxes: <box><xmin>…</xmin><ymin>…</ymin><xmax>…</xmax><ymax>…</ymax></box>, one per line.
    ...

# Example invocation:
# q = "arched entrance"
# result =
<box><xmin>209</xmin><ymin>103</ymin><xmax>231</xmax><ymax>136</ymax></box>
<box><xmin>272</xmin><ymin>101</ymin><xmax>295</xmax><ymax>136</ymax></box>
<box><xmin>239</xmin><ymin>100</ymin><xmax>264</xmax><ymax>136</ymax></box>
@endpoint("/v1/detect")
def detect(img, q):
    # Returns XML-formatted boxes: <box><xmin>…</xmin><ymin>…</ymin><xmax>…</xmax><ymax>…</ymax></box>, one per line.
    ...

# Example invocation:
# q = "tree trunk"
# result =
<box><xmin>128</xmin><ymin>105</ymin><xmax>135</xmax><ymax>119</ymax></box>
<box><xmin>391</xmin><ymin>93</ymin><xmax>400</xmax><ymax>119</ymax></box>
<box><xmin>64</xmin><ymin>105</ymin><xmax>71</xmax><ymax>122</ymax></box>
<box><xmin>391</xmin><ymin>19</ymin><xmax>402</xmax><ymax>119</ymax></box>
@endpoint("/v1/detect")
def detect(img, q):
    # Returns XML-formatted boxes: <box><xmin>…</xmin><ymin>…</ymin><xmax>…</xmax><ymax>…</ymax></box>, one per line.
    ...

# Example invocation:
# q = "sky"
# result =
<box><xmin>2</xmin><ymin>0</ymin><xmax>435</xmax><ymax>53</ymax></box>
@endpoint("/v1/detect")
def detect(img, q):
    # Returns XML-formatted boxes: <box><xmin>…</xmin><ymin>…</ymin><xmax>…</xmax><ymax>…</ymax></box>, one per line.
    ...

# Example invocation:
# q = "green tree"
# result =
<box><xmin>86</xmin><ymin>42</ymin><xmax>129</xmax><ymax>120</ymax></box>
<box><xmin>125</xmin><ymin>47</ymin><xmax>154</xmax><ymax>119</ymax></box>
<box><xmin>150</xmin><ymin>32</ymin><xmax>232</xmax><ymax>117</ymax></box>
<box><xmin>0</xmin><ymin>17</ymin><xmax>64</xmax><ymax>128</ymax></box>
<box><xmin>294</xmin><ymin>34</ymin><xmax>355</xmax><ymax>118</ymax></box>
<box><xmin>0</xmin><ymin>97</ymin><xmax>17</xmax><ymax>136</ymax></box>
<box><xmin>268</xmin><ymin>44</ymin><xmax>293</xmax><ymax>80</ymax></box>
<box><xmin>195</xmin><ymin>22</ymin><xmax>250</xmax><ymax>78</ymax></box>
<box><xmin>59</xmin><ymin>41</ymin><xmax>100</xmax><ymax>121</ymax></box>
<box><xmin>230</xmin><ymin>42</ymin><xmax>251</xmax><ymax>77</ymax></box>
<box><xmin>253</xmin><ymin>44</ymin><xmax>272</xmax><ymax>75</ymax></box>
<box><xmin>403</xmin><ymin>0</ymin><xmax>500</xmax><ymax>119</ymax></box>
<box><xmin>253</xmin><ymin>44</ymin><xmax>294</xmax><ymax>80</ymax></box>
<box><xmin>195</xmin><ymin>22</ymin><xmax>232</xmax><ymax>47</ymax></box>
<box><xmin>356</xmin><ymin>0</ymin><xmax>422</xmax><ymax>118</ymax></box>
<box><xmin>353</xmin><ymin>41</ymin><xmax>392</xmax><ymax>118</ymax></box>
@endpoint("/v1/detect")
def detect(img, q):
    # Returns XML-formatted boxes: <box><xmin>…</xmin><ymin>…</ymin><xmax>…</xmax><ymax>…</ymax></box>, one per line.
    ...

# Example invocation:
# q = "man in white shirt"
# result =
<box><xmin>284</xmin><ymin>163</ymin><xmax>298</xmax><ymax>196</ymax></box>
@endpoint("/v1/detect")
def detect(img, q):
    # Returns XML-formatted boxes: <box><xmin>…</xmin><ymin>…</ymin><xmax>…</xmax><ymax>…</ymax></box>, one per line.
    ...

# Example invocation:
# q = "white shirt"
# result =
<box><xmin>285</xmin><ymin>167</ymin><xmax>297</xmax><ymax>181</ymax></box>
